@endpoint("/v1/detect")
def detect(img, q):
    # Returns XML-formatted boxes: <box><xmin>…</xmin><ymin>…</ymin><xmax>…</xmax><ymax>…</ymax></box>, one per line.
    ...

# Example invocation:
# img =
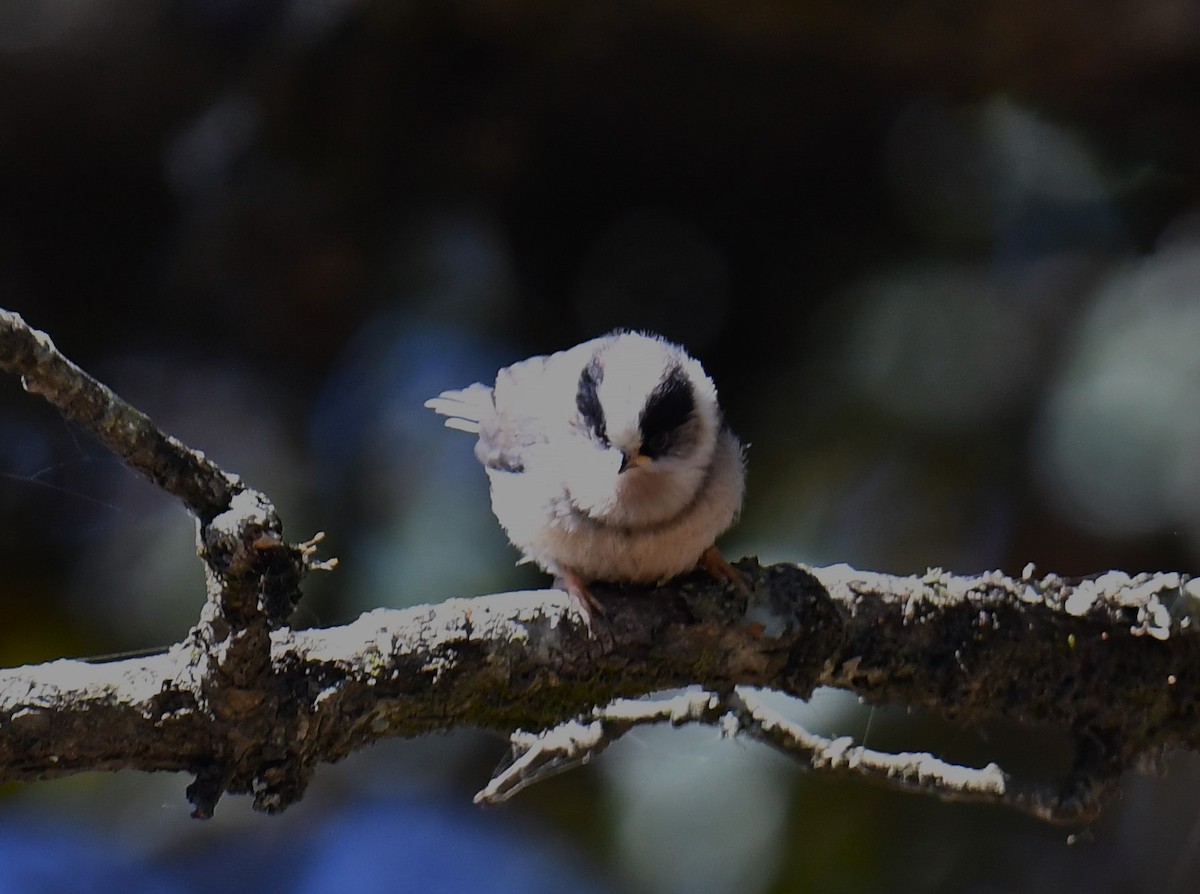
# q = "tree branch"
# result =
<box><xmin>2</xmin><ymin>307</ymin><xmax>1198</xmax><ymax>822</ymax></box>
<box><xmin>0</xmin><ymin>307</ymin><xmax>318</xmax><ymax>815</ymax></box>
<box><xmin>1</xmin><ymin>562</ymin><xmax>1197</xmax><ymax>821</ymax></box>
<box><xmin>474</xmin><ymin>686</ymin><xmax>1107</xmax><ymax>824</ymax></box>
<box><xmin>0</xmin><ymin>309</ymin><xmax>240</xmax><ymax>522</ymax></box>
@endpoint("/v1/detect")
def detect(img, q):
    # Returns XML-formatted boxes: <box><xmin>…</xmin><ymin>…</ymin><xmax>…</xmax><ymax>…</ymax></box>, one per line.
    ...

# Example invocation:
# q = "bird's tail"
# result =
<box><xmin>423</xmin><ymin>383</ymin><xmax>494</xmax><ymax>434</ymax></box>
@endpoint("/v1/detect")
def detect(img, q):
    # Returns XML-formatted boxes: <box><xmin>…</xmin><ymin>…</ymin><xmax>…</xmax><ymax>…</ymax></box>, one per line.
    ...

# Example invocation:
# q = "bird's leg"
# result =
<box><xmin>556</xmin><ymin>566</ymin><xmax>607</xmax><ymax>626</ymax></box>
<box><xmin>698</xmin><ymin>545</ymin><xmax>749</xmax><ymax>596</ymax></box>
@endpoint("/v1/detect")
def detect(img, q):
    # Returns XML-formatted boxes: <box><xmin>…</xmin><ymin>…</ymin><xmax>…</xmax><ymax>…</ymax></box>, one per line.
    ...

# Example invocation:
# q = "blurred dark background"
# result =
<box><xmin>3</xmin><ymin>1</ymin><xmax>1200</xmax><ymax>892</ymax></box>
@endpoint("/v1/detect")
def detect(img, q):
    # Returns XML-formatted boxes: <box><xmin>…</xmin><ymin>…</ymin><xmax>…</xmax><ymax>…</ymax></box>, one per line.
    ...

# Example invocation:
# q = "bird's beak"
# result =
<box><xmin>618</xmin><ymin>451</ymin><xmax>651</xmax><ymax>474</ymax></box>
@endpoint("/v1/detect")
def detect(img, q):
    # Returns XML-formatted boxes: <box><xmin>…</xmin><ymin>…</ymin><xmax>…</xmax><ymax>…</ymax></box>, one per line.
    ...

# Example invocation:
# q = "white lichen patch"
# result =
<box><xmin>1055</xmin><ymin>572</ymin><xmax>1180</xmax><ymax>639</ymax></box>
<box><xmin>601</xmin><ymin>691</ymin><xmax>718</xmax><ymax>725</ymax></box>
<box><xmin>719</xmin><ymin>711</ymin><xmax>740</xmax><ymax>738</ymax></box>
<box><xmin>1110</xmin><ymin>572</ymin><xmax>1177</xmax><ymax>607</ymax></box>
<box><xmin>282</xmin><ymin>589</ymin><xmax>579</xmax><ymax>678</ymax></box>
<box><xmin>816</xmin><ymin>564</ymin><xmax>907</xmax><ymax>600</ymax></box>
<box><xmin>1064</xmin><ymin>582</ymin><xmax>1101</xmax><ymax>616</ymax></box>
<box><xmin>209</xmin><ymin>489</ymin><xmax>272</xmax><ymax>536</ymax></box>
<box><xmin>312</xmin><ymin>685</ymin><xmax>340</xmax><ymax>709</ymax></box>
<box><xmin>921</xmin><ymin>567</ymin><xmax>950</xmax><ymax>587</ymax></box>
<box><xmin>976</xmin><ymin>569</ymin><xmax>1009</xmax><ymax>589</ymax></box>
<box><xmin>1131</xmin><ymin>597</ymin><xmax>1173</xmax><ymax>640</ymax></box>
<box><xmin>421</xmin><ymin>652</ymin><xmax>455</xmax><ymax>683</ymax></box>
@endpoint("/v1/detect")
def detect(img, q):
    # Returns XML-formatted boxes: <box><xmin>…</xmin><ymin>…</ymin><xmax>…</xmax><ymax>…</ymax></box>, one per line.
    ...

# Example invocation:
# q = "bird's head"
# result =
<box><xmin>566</xmin><ymin>331</ymin><xmax>722</xmax><ymax>526</ymax></box>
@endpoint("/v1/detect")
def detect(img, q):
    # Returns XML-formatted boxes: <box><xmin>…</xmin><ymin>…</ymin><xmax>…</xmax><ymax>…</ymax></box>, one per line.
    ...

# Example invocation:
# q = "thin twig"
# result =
<box><xmin>0</xmin><ymin>309</ymin><xmax>240</xmax><ymax>521</ymax></box>
<box><xmin>727</xmin><ymin>688</ymin><xmax>1107</xmax><ymax>825</ymax></box>
<box><xmin>476</xmin><ymin>686</ymin><xmax>1109</xmax><ymax>824</ymax></box>
<box><xmin>476</xmin><ymin>691</ymin><xmax>723</xmax><ymax>804</ymax></box>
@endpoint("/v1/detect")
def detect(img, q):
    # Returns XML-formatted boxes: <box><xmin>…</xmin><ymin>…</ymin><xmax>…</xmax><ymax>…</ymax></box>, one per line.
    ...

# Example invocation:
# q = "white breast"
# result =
<box><xmin>487</xmin><ymin>428</ymin><xmax>744</xmax><ymax>583</ymax></box>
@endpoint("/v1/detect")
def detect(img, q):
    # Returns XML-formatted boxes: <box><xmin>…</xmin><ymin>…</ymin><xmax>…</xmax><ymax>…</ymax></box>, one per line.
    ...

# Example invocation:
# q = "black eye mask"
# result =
<box><xmin>576</xmin><ymin>356</ymin><xmax>608</xmax><ymax>444</ymax></box>
<box><xmin>639</xmin><ymin>366</ymin><xmax>695</xmax><ymax>459</ymax></box>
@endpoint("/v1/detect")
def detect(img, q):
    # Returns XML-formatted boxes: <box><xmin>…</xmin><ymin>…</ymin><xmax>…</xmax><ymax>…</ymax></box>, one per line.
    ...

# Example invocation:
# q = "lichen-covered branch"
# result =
<box><xmin>0</xmin><ymin>308</ymin><xmax>240</xmax><ymax>522</ymax></box>
<box><xmin>725</xmin><ymin>687</ymin><xmax>1106</xmax><ymax>824</ymax></box>
<box><xmin>1</xmin><ymin>562</ymin><xmax>1199</xmax><ymax>821</ymax></box>
<box><xmin>0</xmin><ymin>307</ymin><xmax>318</xmax><ymax>815</ymax></box>
<box><xmin>475</xmin><ymin>686</ymin><xmax>1103</xmax><ymax>824</ymax></box>
<box><xmin>476</xmin><ymin>690</ymin><xmax>730</xmax><ymax>805</ymax></box>
<box><xmin>472</xmin><ymin>566</ymin><xmax>1195</xmax><ymax>824</ymax></box>
<box><xmin>2</xmin><ymin>306</ymin><xmax>1200</xmax><ymax>822</ymax></box>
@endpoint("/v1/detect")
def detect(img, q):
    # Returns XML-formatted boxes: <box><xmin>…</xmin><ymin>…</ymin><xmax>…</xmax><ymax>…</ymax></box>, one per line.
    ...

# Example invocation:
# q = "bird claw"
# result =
<box><xmin>556</xmin><ymin>567</ymin><xmax>604</xmax><ymax>616</ymax></box>
<box><xmin>556</xmin><ymin>568</ymin><xmax>615</xmax><ymax>649</ymax></box>
<box><xmin>699</xmin><ymin>545</ymin><xmax>750</xmax><ymax>596</ymax></box>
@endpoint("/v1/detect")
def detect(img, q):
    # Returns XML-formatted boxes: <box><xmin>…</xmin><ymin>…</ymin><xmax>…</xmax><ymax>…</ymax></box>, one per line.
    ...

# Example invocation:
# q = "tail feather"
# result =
<box><xmin>424</xmin><ymin>383</ymin><xmax>494</xmax><ymax>434</ymax></box>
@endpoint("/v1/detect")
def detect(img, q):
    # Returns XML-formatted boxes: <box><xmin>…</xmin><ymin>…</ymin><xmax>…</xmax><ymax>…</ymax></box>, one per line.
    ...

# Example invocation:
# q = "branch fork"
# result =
<box><xmin>2</xmin><ymin>306</ymin><xmax>1199</xmax><ymax>824</ymax></box>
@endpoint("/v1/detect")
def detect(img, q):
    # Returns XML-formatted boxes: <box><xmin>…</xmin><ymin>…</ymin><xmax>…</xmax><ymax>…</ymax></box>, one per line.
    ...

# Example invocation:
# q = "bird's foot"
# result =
<box><xmin>699</xmin><ymin>545</ymin><xmax>750</xmax><ymax>596</ymax></box>
<box><xmin>556</xmin><ymin>566</ymin><xmax>607</xmax><ymax>629</ymax></box>
<box><xmin>554</xmin><ymin>568</ymin><xmax>617</xmax><ymax>650</ymax></box>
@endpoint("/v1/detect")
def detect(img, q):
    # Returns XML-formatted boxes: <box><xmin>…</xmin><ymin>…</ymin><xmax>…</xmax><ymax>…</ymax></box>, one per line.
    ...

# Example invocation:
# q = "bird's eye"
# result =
<box><xmin>576</xmin><ymin>358</ymin><xmax>608</xmax><ymax>444</ymax></box>
<box><xmin>639</xmin><ymin>367</ymin><xmax>694</xmax><ymax>458</ymax></box>
<box><xmin>643</xmin><ymin>431</ymin><xmax>672</xmax><ymax>459</ymax></box>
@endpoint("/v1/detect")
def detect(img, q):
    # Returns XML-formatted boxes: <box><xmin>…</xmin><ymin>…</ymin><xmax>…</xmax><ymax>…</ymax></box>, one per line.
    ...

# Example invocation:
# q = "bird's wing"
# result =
<box><xmin>474</xmin><ymin>353</ymin><xmax>560</xmax><ymax>474</ymax></box>
<box><xmin>424</xmin><ymin>359</ymin><xmax>551</xmax><ymax>474</ymax></box>
<box><xmin>427</xmin><ymin>342</ymin><xmax>593</xmax><ymax>475</ymax></box>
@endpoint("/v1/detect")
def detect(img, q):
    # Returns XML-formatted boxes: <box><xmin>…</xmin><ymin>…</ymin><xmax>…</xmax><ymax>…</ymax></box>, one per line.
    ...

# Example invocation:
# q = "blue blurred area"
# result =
<box><xmin>0</xmin><ymin>821</ymin><xmax>183</xmax><ymax>894</ymax></box>
<box><xmin>293</xmin><ymin>800</ymin><xmax>610</xmax><ymax>894</ymax></box>
<box><xmin>0</xmin><ymin>794</ymin><xmax>611</xmax><ymax>894</ymax></box>
<box><xmin>310</xmin><ymin>319</ymin><xmax>508</xmax><ymax>492</ymax></box>
<box><xmin>309</xmin><ymin>317</ymin><xmax>534</xmax><ymax>610</ymax></box>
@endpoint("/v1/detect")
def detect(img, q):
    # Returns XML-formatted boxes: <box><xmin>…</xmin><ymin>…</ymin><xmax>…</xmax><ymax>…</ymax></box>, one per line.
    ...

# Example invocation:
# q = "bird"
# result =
<box><xmin>424</xmin><ymin>330</ymin><xmax>747</xmax><ymax>622</ymax></box>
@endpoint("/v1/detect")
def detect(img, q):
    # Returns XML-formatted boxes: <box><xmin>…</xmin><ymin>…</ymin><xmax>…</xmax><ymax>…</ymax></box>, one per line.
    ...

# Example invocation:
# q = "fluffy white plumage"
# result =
<box><xmin>425</xmin><ymin>331</ymin><xmax>745</xmax><ymax>590</ymax></box>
